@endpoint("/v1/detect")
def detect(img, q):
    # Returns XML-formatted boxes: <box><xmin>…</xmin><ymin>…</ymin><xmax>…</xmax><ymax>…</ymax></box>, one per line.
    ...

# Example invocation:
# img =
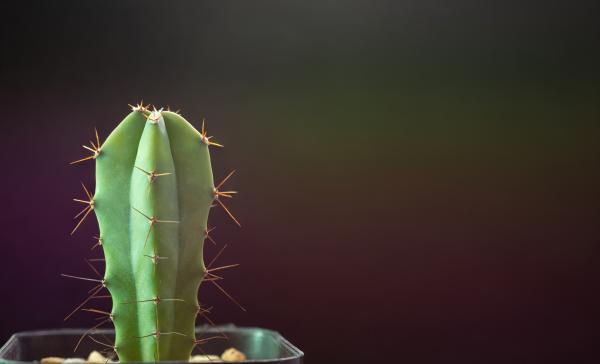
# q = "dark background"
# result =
<box><xmin>1</xmin><ymin>1</ymin><xmax>599</xmax><ymax>363</ymax></box>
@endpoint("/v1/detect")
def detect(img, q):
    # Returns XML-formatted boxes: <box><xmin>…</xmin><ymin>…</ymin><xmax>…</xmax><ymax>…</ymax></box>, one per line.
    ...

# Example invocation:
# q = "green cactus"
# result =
<box><xmin>68</xmin><ymin>103</ymin><xmax>240</xmax><ymax>362</ymax></box>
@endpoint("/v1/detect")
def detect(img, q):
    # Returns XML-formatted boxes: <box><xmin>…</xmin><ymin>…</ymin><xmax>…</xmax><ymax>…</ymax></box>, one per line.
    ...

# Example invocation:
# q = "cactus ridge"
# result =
<box><xmin>65</xmin><ymin>103</ymin><xmax>241</xmax><ymax>362</ymax></box>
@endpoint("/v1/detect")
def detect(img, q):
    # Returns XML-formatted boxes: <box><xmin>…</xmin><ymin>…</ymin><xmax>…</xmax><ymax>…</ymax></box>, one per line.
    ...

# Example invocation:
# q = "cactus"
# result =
<box><xmin>66</xmin><ymin>103</ymin><xmax>240</xmax><ymax>362</ymax></box>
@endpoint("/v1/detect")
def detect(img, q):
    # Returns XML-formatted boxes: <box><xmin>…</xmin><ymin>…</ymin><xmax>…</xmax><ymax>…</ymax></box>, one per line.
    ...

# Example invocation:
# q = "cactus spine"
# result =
<box><xmin>69</xmin><ymin>104</ymin><xmax>238</xmax><ymax>362</ymax></box>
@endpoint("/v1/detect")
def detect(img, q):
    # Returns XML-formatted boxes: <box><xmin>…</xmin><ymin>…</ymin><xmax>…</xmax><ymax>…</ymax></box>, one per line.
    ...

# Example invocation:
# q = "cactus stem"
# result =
<box><xmin>209</xmin><ymin>280</ymin><xmax>246</xmax><ymax>312</ymax></box>
<box><xmin>73</xmin><ymin>107</ymin><xmax>233</xmax><ymax>361</ymax></box>
<box><xmin>137</xmin><ymin>332</ymin><xmax>188</xmax><ymax>362</ymax></box>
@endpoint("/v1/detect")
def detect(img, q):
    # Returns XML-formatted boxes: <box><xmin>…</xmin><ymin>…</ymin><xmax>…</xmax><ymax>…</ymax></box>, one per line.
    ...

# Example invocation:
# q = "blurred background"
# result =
<box><xmin>1</xmin><ymin>1</ymin><xmax>599</xmax><ymax>363</ymax></box>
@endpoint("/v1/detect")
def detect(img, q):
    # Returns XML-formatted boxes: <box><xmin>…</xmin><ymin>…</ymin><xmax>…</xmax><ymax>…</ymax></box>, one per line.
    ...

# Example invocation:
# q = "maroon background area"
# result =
<box><xmin>1</xmin><ymin>1</ymin><xmax>599</xmax><ymax>363</ymax></box>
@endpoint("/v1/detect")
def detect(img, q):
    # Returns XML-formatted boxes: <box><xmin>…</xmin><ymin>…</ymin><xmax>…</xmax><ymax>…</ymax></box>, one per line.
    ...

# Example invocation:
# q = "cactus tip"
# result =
<box><xmin>147</xmin><ymin>109</ymin><xmax>163</xmax><ymax>124</ymax></box>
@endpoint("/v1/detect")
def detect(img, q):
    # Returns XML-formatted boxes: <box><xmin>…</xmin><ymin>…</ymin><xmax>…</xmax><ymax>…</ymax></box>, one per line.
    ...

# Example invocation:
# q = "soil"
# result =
<box><xmin>41</xmin><ymin>347</ymin><xmax>247</xmax><ymax>363</ymax></box>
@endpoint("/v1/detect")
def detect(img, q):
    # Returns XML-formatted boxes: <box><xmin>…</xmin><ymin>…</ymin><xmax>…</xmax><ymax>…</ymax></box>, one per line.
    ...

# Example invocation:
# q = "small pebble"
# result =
<box><xmin>41</xmin><ymin>357</ymin><xmax>64</xmax><ymax>364</ymax></box>
<box><xmin>221</xmin><ymin>348</ymin><xmax>246</xmax><ymax>362</ymax></box>
<box><xmin>63</xmin><ymin>358</ymin><xmax>86</xmax><ymax>364</ymax></box>
<box><xmin>87</xmin><ymin>351</ymin><xmax>107</xmax><ymax>363</ymax></box>
<box><xmin>190</xmin><ymin>354</ymin><xmax>222</xmax><ymax>362</ymax></box>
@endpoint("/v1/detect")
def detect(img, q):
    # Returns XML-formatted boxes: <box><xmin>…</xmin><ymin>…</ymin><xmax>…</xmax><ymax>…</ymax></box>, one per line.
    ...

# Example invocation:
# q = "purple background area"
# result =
<box><xmin>1</xmin><ymin>1</ymin><xmax>599</xmax><ymax>363</ymax></box>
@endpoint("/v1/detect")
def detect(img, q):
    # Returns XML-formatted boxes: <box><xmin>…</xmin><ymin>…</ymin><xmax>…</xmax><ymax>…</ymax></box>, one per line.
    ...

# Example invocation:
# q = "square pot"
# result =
<box><xmin>0</xmin><ymin>325</ymin><xmax>303</xmax><ymax>364</ymax></box>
